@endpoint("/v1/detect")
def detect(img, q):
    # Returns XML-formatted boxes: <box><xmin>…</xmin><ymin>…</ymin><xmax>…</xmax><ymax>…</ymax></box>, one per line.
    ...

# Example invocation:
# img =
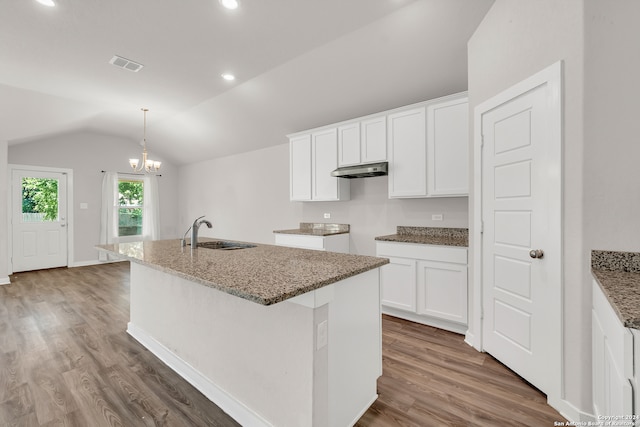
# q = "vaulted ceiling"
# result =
<box><xmin>0</xmin><ymin>0</ymin><xmax>493</xmax><ymax>165</ymax></box>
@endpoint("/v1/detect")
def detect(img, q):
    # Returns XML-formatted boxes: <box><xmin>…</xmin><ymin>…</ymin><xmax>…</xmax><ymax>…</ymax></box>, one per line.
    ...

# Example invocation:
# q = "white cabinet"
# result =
<box><xmin>427</xmin><ymin>95</ymin><xmax>469</xmax><ymax>196</ymax></box>
<box><xmin>274</xmin><ymin>233</ymin><xmax>350</xmax><ymax>254</ymax></box>
<box><xmin>376</xmin><ymin>241</ymin><xmax>468</xmax><ymax>334</ymax></box>
<box><xmin>379</xmin><ymin>257</ymin><xmax>416</xmax><ymax>312</ymax></box>
<box><xmin>289</xmin><ymin>134</ymin><xmax>311</xmax><ymax>201</ymax></box>
<box><xmin>416</xmin><ymin>260</ymin><xmax>467</xmax><ymax>325</ymax></box>
<box><xmin>289</xmin><ymin>129</ymin><xmax>350</xmax><ymax>202</ymax></box>
<box><xmin>592</xmin><ymin>280</ymin><xmax>633</xmax><ymax>418</ymax></box>
<box><xmin>388</xmin><ymin>92</ymin><xmax>468</xmax><ymax>198</ymax></box>
<box><xmin>387</xmin><ymin>107</ymin><xmax>427</xmax><ymax>198</ymax></box>
<box><xmin>338</xmin><ymin>116</ymin><xmax>386</xmax><ymax>167</ymax></box>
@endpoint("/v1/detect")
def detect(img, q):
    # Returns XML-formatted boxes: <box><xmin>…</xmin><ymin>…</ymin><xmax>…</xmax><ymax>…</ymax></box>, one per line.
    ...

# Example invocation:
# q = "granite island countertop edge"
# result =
<box><xmin>96</xmin><ymin>238</ymin><xmax>388</xmax><ymax>306</ymax></box>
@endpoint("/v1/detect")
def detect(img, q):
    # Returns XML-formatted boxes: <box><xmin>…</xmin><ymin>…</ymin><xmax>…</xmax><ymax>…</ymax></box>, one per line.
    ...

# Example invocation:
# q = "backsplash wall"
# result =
<box><xmin>179</xmin><ymin>142</ymin><xmax>468</xmax><ymax>257</ymax></box>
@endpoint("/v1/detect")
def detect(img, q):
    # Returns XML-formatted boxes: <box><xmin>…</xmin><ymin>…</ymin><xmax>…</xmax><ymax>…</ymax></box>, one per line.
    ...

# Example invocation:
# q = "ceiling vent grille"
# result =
<box><xmin>109</xmin><ymin>55</ymin><xmax>144</xmax><ymax>72</ymax></box>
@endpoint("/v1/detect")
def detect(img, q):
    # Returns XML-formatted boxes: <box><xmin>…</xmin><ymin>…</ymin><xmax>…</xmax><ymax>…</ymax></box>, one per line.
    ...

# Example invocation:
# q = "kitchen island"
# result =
<box><xmin>97</xmin><ymin>238</ymin><xmax>388</xmax><ymax>427</ymax></box>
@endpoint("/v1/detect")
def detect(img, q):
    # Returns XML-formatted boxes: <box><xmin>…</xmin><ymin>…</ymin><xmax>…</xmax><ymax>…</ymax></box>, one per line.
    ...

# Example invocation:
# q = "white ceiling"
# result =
<box><xmin>0</xmin><ymin>0</ymin><xmax>493</xmax><ymax>165</ymax></box>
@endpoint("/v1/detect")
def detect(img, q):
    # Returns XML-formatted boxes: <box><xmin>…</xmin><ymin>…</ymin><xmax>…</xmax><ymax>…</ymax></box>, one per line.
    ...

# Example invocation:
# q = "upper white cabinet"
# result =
<box><xmin>387</xmin><ymin>107</ymin><xmax>427</xmax><ymax>198</ymax></box>
<box><xmin>338</xmin><ymin>115</ymin><xmax>387</xmax><ymax>167</ymax></box>
<box><xmin>388</xmin><ymin>92</ymin><xmax>468</xmax><ymax>198</ymax></box>
<box><xmin>290</xmin><ymin>129</ymin><xmax>349</xmax><ymax>202</ymax></box>
<box><xmin>427</xmin><ymin>95</ymin><xmax>469</xmax><ymax>196</ymax></box>
<box><xmin>289</xmin><ymin>91</ymin><xmax>468</xmax><ymax>201</ymax></box>
<box><xmin>290</xmin><ymin>134</ymin><xmax>312</xmax><ymax>201</ymax></box>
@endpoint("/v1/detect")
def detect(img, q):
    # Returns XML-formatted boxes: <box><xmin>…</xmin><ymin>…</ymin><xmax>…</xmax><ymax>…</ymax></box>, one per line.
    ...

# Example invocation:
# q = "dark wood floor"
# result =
<box><xmin>0</xmin><ymin>262</ymin><xmax>564</xmax><ymax>426</ymax></box>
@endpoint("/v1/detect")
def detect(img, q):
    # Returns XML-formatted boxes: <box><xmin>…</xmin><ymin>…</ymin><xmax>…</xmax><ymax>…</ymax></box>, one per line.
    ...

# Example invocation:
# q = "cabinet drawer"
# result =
<box><xmin>376</xmin><ymin>241</ymin><xmax>467</xmax><ymax>264</ymax></box>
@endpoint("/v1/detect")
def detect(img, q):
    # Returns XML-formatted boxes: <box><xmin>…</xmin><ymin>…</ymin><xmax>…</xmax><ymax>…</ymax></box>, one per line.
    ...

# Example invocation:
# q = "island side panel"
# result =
<box><xmin>328</xmin><ymin>268</ymin><xmax>382</xmax><ymax>426</ymax></box>
<box><xmin>127</xmin><ymin>262</ymin><xmax>316</xmax><ymax>427</ymax></box>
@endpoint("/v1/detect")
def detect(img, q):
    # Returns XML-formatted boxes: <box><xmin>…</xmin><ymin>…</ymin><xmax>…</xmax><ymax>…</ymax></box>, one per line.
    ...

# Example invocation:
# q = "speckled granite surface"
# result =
<box><xmin>592</xmin><ymin>250</ymin><xmax>640</xmax><ymax>329</ymax></box>
<box><xmin>375</xmin><ymin>226</ymin><xmax>468</xmax><ymax>247</ymax></box>
<box><xmin>96</xmin><ymin>238</ymin><xmax>387</xmax><ymax>306</ymax></box>
<box><xmin>273</xmin><ymin>222</ymin><xmax>350</xmax><ymax>236</ymax></box>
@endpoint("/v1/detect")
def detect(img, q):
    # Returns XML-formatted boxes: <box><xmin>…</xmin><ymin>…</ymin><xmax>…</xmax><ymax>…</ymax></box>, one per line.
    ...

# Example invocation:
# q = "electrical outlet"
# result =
<box><xmin>317</xmin><ymin>320</ymin><xmax>328</xmax><ymax>350</ymax></box>
<box><xmin>323</xmin><ymin>213</ymin><xmax>331</xmax><ymax>219</ymax></box>
<box><xmin>432</xmin><ymin>214</ymin><xmax>443</xmax><ymax>221</ymax></box>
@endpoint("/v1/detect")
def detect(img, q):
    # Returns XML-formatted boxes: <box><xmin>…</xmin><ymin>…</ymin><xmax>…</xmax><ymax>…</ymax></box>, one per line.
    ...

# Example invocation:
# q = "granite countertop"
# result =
<box><xmin>591</xmin><ymin>250</ymin><xmax>640</xmax><ymax>329</ymax></box>
<box><xmin>96</xmin><ymin>238</ymin><xmax>387</xmax><ymax>306</ymax></box>
<box><xmin>273</xmin><ymin>222</ymin><xmax>350</xmax><ymax>236</ymax></box>
<box><xmin>375</xmin><ymin>226</ymin><xmax>468</xmax><ymax>247</ymax></box>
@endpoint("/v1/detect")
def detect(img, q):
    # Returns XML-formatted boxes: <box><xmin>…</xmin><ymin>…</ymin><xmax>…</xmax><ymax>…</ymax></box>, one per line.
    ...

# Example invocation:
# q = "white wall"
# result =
<box><xmin>8</xmin><ymin>132</ymin><xmax>179</xmax><ymax>265</ymax></box>
<box><xmin>468</xmin><ymin>0</ymin><xmax>588</xmax><ymax>416</ymax></box>
<box><xmin>0</xmin><ymin>141</ymin><xmax>8</xmax><ymax>283</ymax></box>
<box><xmin>178</xmin><ymin>142</ymin><xmax>468</xmax><ymax>256</ymax></box>
<box><xmin>583</xmin><ymin>0</ymin><xmax>640</xmax><ymax>252</ymax></box>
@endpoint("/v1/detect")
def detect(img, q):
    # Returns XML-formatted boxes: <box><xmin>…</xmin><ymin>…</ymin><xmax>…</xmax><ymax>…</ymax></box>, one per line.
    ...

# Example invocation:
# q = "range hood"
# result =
<box><xmin>331</xmin><ymin>162</ymin><xmax>388</xmax><ymax>179</ymax></box>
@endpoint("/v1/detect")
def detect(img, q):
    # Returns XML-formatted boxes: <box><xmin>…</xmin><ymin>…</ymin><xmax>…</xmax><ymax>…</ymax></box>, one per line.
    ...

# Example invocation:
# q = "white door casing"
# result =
<box><xmin>10</xmin><ymin>166</ymin><xmax>72</xmax><ymax>272</ymax></box>
<box><xmin>472</xmin><ymin>62</ymin><xmax>562</xmax><ymax>403</ymax></box>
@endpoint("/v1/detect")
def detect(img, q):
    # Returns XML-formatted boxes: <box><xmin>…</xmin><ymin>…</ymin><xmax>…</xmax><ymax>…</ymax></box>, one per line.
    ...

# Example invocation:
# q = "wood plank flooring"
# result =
<box><xmin>0</xmin><ymin>262</ymin><xmax>564</xmax><ymax>426</ymax></box>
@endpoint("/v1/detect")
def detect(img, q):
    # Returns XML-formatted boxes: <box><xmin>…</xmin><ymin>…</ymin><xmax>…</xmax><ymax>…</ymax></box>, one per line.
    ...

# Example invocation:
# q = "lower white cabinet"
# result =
<box><xmin>274</xmin><ymin>233</ymin><xmax>350</xmax><ymax>254</ymax></box>
<box><xmin>592</xmin><ymin>279</ymin><xmax>633</xmax><ymax>418</ymax></box>
<box><xmin>376</xmin><ymin>241</ymin><xmax>467</xmax><ymax>334</ymax></box>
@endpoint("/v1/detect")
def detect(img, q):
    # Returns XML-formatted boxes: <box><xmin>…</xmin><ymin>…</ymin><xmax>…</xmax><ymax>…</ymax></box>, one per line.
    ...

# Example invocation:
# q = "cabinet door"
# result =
<box><xmin>380</xmin><ymin>257</ymin><xmax>416</xmax><ymax>312</ymax></box>
<box><xmin>312</xmin><ymin>128</ymin><xmax>349</xmax><ymax>201</ymax></box>
<box><xmin>592</xmin><ymin>281</ymin><xmax>634</xmax><ymax>418</ymax></box>
<box><xmin>416</xmin><ymin>260</ymin><xmax>467</xmax><ymax>324</ymax></box>
<box><xmin>337</xmin><ymin>123</ymin><xmax>360</xmax><ymax>166</ymax></box>
<box><xmin>388</xmin><ymin>107</ymin><xmax>427</xmax><ymax>198</ymax></box>
<box><xmin>427</xmin><ymin>95</ymin><xmax>469</xmax><ymax>196</ymax></box>
<box><xmin>361</xmin><ymin>116</ymin><xmax>387</xmax><ymax>164</ymax></box>
<box><xmin>290</xmin><ymin>134</ymin><xmax>311</xmax><ymax>201</ymax></box>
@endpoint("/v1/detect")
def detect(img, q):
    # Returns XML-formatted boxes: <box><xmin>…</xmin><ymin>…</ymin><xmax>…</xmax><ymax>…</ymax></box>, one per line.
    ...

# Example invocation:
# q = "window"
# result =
<box><xmin>21</xmin><ymin>177</ymin><xmax>60</xmax><ymax>222</ymax></box>
<box><xmin>118</xmin><ymin>179</ymin><xmax>143</xmax><ymax>237</ymax></box>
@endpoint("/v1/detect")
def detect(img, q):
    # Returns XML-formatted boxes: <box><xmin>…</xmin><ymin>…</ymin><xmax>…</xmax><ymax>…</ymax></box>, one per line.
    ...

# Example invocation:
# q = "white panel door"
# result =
<box><xmin>337</xmin><ymin>123</ymin><xmax>360</xmax><ymax>166</ymax></box>
<box><xmin>481</xmin><ymin>76</ymin><xmax>561</xmax><ymax>395</ymax></box>
<box><xmin>12</xmin><ymin>169</ymin><xmax>68</xmax><ymax>272</ymax></box>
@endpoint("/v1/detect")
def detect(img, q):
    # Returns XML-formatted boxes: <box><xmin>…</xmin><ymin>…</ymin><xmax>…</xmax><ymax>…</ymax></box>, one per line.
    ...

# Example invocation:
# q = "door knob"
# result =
<box><xmin>529</xmin><ymin>249</ymin><xmax>544</xmax><ymax>259</ymax></box>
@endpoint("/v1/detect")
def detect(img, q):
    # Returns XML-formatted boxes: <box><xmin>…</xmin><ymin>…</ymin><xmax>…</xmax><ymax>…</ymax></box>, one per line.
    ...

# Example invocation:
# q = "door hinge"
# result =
<box><xmin>480</xmin><ymin>220</ymin><xmax>484</xmax><ymax>234</ymax></box>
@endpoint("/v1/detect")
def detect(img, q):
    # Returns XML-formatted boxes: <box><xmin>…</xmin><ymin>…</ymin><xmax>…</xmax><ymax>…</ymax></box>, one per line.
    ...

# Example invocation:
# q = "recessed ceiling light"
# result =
<box><xmin>221</xmin><ymin>73</ymin><xmax>235</xmax><ymax>81</ymax></box>
<box><xmin>36</xmin><ymin>0</ymin><xmax>56</xmax><ymax>6</ymax></box>
<box><xmin>219</xmin><ymin>0</ymin><xmax>239</xmax><ymax>10</ymax></box>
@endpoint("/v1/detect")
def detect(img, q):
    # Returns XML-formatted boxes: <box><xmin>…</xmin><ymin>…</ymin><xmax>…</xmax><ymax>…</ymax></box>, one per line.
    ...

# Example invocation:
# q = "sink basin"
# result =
<box><xmin>197</xmin><ymin>241</ymin><xmax>256</xmax><ymax>250</ymax></box>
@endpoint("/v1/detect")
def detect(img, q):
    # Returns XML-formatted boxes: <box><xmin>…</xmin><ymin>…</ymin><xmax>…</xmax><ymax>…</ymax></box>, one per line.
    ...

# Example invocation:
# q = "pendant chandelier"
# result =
<box><xmin>129</xmin><ymin>108</ymin><xmax>161</xmax><ymax>173</ymax></box>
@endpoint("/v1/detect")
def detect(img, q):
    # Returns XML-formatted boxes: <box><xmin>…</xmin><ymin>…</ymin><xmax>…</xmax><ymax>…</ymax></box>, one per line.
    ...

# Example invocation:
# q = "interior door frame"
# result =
<box><xmin>7</xmin><ymin>164</ymin><xmax>74</xmax><ymax>275</ymax></box>
<box><xmin>470</xmin><ymin>61</ymin><xmax>563</xmax><ymax>403</ymax></box>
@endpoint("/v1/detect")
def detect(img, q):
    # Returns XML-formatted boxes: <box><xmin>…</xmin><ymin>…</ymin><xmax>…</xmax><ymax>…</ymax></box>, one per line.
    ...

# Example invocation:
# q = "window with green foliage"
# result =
<box><xmin>22</xmin><ymin>177</ymin><xmax>59</xmax><ymax>222</ymax></box>
<box><xmin>118</xmin><ymin>179</ymin><xmax>144</xmax><ymax>237</ymax></box>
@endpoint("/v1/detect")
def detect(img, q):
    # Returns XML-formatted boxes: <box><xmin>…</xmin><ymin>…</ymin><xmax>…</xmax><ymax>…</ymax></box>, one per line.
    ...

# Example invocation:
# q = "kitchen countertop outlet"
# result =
<box><xmin>375</xmin><ymin>226</ymin><xmax>468</xmax><ymax>247</ymax></box>
<box><xmin>591</xmin><ymin>249</ymin><xmax>640</xmax><ymax>329</ymax></box>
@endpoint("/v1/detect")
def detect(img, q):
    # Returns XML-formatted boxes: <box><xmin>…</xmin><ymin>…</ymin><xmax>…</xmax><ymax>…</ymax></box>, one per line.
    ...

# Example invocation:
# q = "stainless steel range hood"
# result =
<box><xmin>330</xmin><ymin>162</ymin><xmax>388</xmax><ymax>179</ymax></box>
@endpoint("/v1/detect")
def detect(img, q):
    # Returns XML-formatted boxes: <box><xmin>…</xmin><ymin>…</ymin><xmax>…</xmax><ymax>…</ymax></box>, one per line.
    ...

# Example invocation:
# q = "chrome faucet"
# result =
<box><xmin>191</xmin><ymin>215</ymin><xmax>213</xmax><ymax>247</ymax></box>
<box><xmin>182</xmin><ymin>215</ymin><xmax>212</xmax><ymax>248</ymax></box>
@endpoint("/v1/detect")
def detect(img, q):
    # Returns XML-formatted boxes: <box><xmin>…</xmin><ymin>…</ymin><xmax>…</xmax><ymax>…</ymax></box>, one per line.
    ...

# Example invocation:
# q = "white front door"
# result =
<box><xmin>11</xmin><ymin>168</ymin><xmax>68</xmax><ymax>272</ymax></box>
<box><xmin>479</xmin><ymin>63</ymin><xmax>562</xmax><ymax>397</ymax></box>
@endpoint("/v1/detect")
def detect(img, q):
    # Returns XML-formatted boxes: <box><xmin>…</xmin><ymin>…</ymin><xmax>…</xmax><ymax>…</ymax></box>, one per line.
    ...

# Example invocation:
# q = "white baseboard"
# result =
<box><xmin>0</xmin><ymin>276</ymin><xmax>10</xmax><ymax>285</ymax></box>
<box><xmin>550</xmin><ymin>396</ymin><xmax>595</xmax><ymax>425</ymax></box>
<box><xmin>71</xmin><ymin>259</ymin><xmax>126</xmax><ymax>268</ymax></box>
<box><xmin>382</xmin><ymin>306</ymin><xmax>467</xmax><ymax>335</ymax></box>
<box><xmin>126</xmin><ymin>322</ymin><xmax>273</xmax><ymax>427</ymax></box>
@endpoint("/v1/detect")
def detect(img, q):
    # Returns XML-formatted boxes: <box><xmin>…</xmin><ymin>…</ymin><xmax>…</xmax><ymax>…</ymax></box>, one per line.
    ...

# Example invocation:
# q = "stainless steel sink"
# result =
<box><xmin>197</xmin><ymin>241</ymin><xmax>256</xmax><ymax>250</ymax></box>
